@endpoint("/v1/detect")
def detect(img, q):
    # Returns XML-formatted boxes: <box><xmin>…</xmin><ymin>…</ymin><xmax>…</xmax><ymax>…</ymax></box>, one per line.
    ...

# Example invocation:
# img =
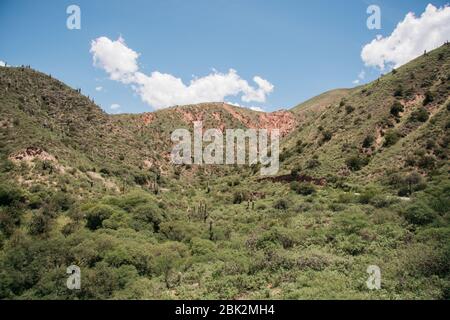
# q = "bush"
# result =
<box><xmin>0</xmin><ymin>184</ymin><xmax>24</xmax><ymax>207</ymax></box>
<box><xmin>362</xmin><ymin>134</ymin><xmax>375</xmax><ymax>148</ymax></box>
<box><xmin>409</xmin><ymin>107</ymin><xmax>429</xmax><ymax>122</ymax></box>
<box><xmin>345</xmin><ymin>155</ymin><xmax>368</xmax><ymax>171</ymax></box>
<box><xmin>345</xmin><ymin>105</ymin><xmax>355</xmax><ymax>114</ymax></box>
<box><xmin>305</xmin><ymin>158</ymin><xmax>320</xmax><ymax>169</ymax></box>
<box><xmin>390</xmin><ymin>101</ymin><xmax>404</xmax><ymax>117</ymax></box>
<box><xmin>321</xmin><ymin>130</ymin><xmax>333</xmax><ymax>142</ymax></box>
<box><xmin>358</xmin><ymin>187</ymin><xmax>378</xmax><ymax>204</ymax></box>
<box><xmin>85</xmin><ymin>204</ymin><xmax>116</xmax><ymax>230</ymax></box>
<box><xmin>273</xmin><ymin>199</ymin><xmax>289</xmax><ymax>210</ymax></box>
<box><xmin>404</xmin><ymin>202</ymin><xmax>437</xmax><ymax>225</ymax></box>
<box><xmin>417</xmin><ymin>154</ymin><xmax>436</xmax><ymax>170</ymax></box>
<box><xmin>393</xmin><ymin>85</ymin><xmax>403</xmax><ymax>97</ymax></box>
<box><xmin>29</xmin><ymin>210</ymin><xmax>53</xmax><ymax>235</ymax></box>
<box><xmin>383</xmin><ymin>130</ymin><xmax>400</xmax><ymax>147</ymax></box>
<box><xmin>291</xmin><ymin>182</ymin><xmax>316</xmax><ymax>195</ymax></box>
<box><xmin>423</xmin><ymin>90</ymin><xmax>434</xmax><ymax>105</ymax></box>
<box><xmin>232</xmin><ymin>191</ymin><xmax>249</xmax><ymax>204</ymax></box>
<box><xmin>131</xmin><ymin>203</ymin><xmax>164</xmax><ymax>232</ymax></box>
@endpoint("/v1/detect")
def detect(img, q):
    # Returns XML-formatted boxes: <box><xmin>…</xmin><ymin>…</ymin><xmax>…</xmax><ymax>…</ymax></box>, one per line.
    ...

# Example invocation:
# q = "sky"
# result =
<box><xmin>0</xmin><ymin>0</ymin><xmax>449</xmax><ymax>113</ymax></box>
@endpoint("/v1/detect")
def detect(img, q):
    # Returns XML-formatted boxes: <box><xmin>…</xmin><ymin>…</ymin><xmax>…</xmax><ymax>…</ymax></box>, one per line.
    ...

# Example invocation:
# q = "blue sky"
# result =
<box><xmin>0</xmin><ymin>0</ymin><xmax>448</xmax><ymax>113</ymax></box>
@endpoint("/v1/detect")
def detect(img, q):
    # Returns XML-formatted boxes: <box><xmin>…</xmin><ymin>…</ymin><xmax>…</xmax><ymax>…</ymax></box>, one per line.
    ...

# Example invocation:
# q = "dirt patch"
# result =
<box><xmin>141</xmin><ymin>113</ymin><xmax>155</xmax><ymax>125</ymax></box>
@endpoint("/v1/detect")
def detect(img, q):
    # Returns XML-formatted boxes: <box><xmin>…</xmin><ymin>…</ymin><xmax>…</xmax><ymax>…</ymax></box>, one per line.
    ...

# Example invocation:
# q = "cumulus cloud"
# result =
<box><xmin>90</xmin><ymin>36</ymin><xmax>139</xmax><ymax>82</ymax></box>
<box><xmin>110</xmin><ymin>103</ymin><xmax>121</xmax><ymax>110</ymax></box>
<box><xmin>90</xmin><ymin>36</ymin><xmax>274</xmax><ymax>110</ymax></box>
<box><xmin>95</xmin><ymin>86</ymin><xmax>103</xmax><ymax>91</ymax></box>
<box><xmin>0</xmin><ymin>61</ymin><xmax>6</xmax><ymax>67</ymax></box>
<box><xmin>361</xmin><ymin>4</ymin><xmax>450</xmax><ymax>69</ymax></box>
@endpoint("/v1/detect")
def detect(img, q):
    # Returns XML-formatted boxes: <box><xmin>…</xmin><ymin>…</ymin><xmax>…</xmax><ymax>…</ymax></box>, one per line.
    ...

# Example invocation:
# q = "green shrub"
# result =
<box><xmin>28</xmin><ymin>210</ymin><xmax>53</xmax><ymax>235</ymax></box>
<box><xmin>390</xmin><ymin>101</ymin><xmax>404</xmax><ymax>117</ymax></box>
<box><xmin>345</xmin><ymin>105</ymin><xmax>355</xmax><ymax>114</ymax></box>
<box><xmin>345</xmin><ymin>155</ymin><xmax>368</xmax><ymax>171</ymax></box>
<box><xmin>273</xmin><ymin>198</ymin><xmax>289</xmax><ymax>210</ymax></box>
<box><xmin>321</xmin><ymin>130</ymin><xmax>333</xmax><ymax>142</ymax></box>
<box><xmin>0</xmin><ymin>184</ymin><xmax>24</xmax><ymax>207</ymax></box>
<box><xmin>362</xmin><ymin>134</ymin><xmax>375</xmax><ymax>148</ymax></box>
<box><xmin>85</xmin><ymin>204</ymin><xmax>116</xmax><ymax>230</ymax></box>
<box><xmin>417</xmin><ymin>154</ymin><xmax>436</xmax><ymax>169</ymax></box>
<box><xmin>409</xmin><ymin>107</ymin><xmax>429</xmax><ymax>122</ymax></box>
<box><xmin>393</xmin><ymin>85</ymin><xmax>403</xmax><ymax>97</ymax></box>
<box><xmin>291</xmin><ymin>182</ymin><xmax>316</xmax><ymax>195</ymax></box>
<box><xmin>358</xmin><ymin>187</ymin><xmax>378</xmax><ymax>204</ymax></box>
<box><xmin>383</xmin><ymin>130</ymin><xmax>400</xmax><ymax>147</ymax></box>
<box><xmin>305</xmin><ymin>158</ymin><xmax>320</xmax><ymax>169</ymax></box>
<box><xmin>131</xmin><ymin>203</ymin><xmax>164</xmax><ymax>232</ymax></box>
<box><xmin>404</xmin><ymin>202</ymin><xmax>437</xmax><ymax>225</ymax></box>
<box><xmin>423</xmin><ymin>90</ymin><xmax>434</xmax><ymax>105</ymax></box>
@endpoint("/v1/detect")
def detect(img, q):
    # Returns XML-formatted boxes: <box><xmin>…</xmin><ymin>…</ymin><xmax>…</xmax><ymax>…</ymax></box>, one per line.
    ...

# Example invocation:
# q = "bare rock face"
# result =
<box><xmin>255</xmin><ymin>111</ymin><xmax>297</xmax><ymax>137</ymax></box>
<box><xmin>9</xmin><ymin>147</ymin><xmax>56</xmax><ymax>163</ymax></box>
<box><xmin>141</xmin><ymin>102</ymin><xmax>298</xmax><ymax>137</ymax></box>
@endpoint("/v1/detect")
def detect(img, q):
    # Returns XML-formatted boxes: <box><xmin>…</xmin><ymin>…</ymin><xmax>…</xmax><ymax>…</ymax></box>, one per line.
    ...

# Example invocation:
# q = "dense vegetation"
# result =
<box><xmin>0</xmin><ymin>45</ymin><xmax>449</xmax><ymax>299</ymax></box>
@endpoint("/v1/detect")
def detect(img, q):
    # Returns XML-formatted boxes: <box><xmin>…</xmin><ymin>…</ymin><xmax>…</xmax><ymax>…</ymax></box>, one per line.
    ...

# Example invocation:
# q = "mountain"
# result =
<box><xmin>0</xmin><ymin>44</ymin><xmax>448</xmax><ymax>300</ymax></box>
<box><xmin>0</xmin><ymin>68</ymin><xmax>296</xmax><ymax>196</ymax></box>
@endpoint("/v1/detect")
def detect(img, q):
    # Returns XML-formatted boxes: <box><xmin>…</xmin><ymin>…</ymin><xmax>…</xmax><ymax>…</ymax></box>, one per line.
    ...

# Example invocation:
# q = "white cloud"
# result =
<box><xmin>0</xmin><ymin>61</ymin><xmax>6</xmax><ymax>67</ymax></box>
<box><xmin>90</xmin><ymin>36</ymin><xmax>139</xmax><ymax>82</ymax></box>
<box><xmin>250</xmin><ymin>106</ymin><xmax>264</xmax><ymax>112</ymax></box>
<box><xmin>352</xmin><ymin>79</ymin><xmax>360</xmax><ymax>85</ymax></box>
<box><xmin>90</xmin><ymin>36</ymin><xmax>274</xmax><ymax>110</ymax></box>
<box><xmin>361</xmin><ymin>4</ymin><xmax>450</xmax><ymax>69</ymax></box>
<box><xmin>95</xmin><ymin>86</ymin><xmax>103</xmax><ymax>91</ymax></box>
<box><xmin>110</xmin><ymin>103</ymin><xmax>121</xmax><ymax>110</ymax></box>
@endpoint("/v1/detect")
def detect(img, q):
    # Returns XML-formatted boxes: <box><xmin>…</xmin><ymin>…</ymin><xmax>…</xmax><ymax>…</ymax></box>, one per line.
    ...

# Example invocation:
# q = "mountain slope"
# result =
<box><xmin>280</xmin><ymin>44</ymin><xmax>450</xmax><ymax>189</ymax></box>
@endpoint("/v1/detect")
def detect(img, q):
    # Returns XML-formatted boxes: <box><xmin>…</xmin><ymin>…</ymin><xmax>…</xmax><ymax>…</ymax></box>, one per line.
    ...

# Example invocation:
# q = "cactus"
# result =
<box><xmin>208</xmin><ymin>219</ymin><xmax>214</xmax><ymax>241</ymax></box>
<box><xmin>150</xmin><ymin>176</ymin><xmax>159</xmax><ymax>195</ymax></box>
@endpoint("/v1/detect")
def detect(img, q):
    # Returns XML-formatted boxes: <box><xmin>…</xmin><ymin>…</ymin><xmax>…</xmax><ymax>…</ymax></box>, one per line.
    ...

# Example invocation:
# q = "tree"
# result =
<box><xmin>404</xmin><ymin>172</ymin><xmax>423</xmax><ymax>195</ymax></box>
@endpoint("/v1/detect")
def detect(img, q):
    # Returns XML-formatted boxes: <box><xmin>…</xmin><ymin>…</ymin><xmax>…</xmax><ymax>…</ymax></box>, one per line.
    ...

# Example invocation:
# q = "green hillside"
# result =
<box><xmin>0</xmin><ymin>45</ymin><xmax>449</xmax><ymax>300</ymax></box>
